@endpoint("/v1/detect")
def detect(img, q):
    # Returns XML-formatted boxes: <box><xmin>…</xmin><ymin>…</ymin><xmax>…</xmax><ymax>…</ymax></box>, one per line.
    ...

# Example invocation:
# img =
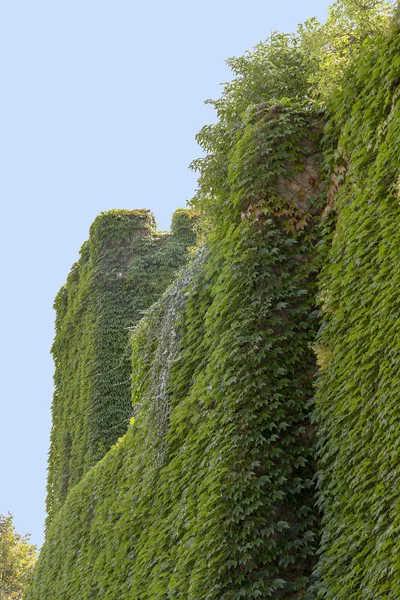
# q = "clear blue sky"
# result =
<box><xmin>0</xmin><ymin>0</ymin><xmax>331</xmax><ymax>548</ymax></box>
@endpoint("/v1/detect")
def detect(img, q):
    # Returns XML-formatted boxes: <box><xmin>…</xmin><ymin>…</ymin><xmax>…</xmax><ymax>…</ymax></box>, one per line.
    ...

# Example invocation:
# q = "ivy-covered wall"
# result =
<box><xmin>28</xmin><ymin>9</ymin><xmax>400</xmax><ymax>598</ymax></box>
<box><xmin>27</xmin><ymin>104</ymin><xmax>324</xmax><ymax>599</ymax></box>
<box><xmin>312</xmin><ymin>25</ymin><xmax>400</xmax><ymax>599</ymax></box>
<box><xmin>46</xmin><ymin>208</ymin><xmax>197</xmax><ymax>527</ymax></box>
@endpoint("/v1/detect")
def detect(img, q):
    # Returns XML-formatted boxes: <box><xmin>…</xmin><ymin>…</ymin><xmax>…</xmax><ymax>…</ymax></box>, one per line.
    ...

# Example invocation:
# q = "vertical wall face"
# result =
<box><xmin>313</xmin><ymin>28</ymin><xmax>400</xmax><ymax>599</ymax></box>
<box><xmin>46</xmin><ymin>209</ymin><xmax>197</xmax><ymax>526</ymax></box>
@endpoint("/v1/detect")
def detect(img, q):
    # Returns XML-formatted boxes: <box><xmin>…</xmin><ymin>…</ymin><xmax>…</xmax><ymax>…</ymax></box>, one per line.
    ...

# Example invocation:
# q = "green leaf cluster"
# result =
<box><xmin>298</xmin><ymin>0</ymin><xmax>392</xmax><ymax>102</ymax></box>
<box><xmin>190</xmin><ymin>33</ymin><xmax>313</xmax><ymax>223</ymax></box>
<box><xmin>47</xmin><ymin>208</ymin><xmax>197</xmax><ymax>527</ymax></box>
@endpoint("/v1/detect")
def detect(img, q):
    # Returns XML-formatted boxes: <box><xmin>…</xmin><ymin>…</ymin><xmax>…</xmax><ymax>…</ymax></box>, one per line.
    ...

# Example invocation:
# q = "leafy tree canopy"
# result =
<box><xmin>299</xmin><ymin>0</ymin><xmax>393</xmax><ymax>101</ymax></box>
<box><xmin>0</xmin><ymin>514</ymin><xmax>37</xmax><ymax>600</ymax></box>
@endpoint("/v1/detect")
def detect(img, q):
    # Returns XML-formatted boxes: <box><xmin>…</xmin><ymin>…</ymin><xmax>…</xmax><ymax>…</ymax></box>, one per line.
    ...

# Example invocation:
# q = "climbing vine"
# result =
<box><xmin>46</xmin><ymin>208</ymin><xmax>196</xmax><ymax>527</ymax></box>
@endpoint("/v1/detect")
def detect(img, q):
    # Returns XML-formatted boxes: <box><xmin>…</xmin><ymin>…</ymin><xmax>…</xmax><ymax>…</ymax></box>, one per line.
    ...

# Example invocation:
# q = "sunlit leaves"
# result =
<box><xmin>0</xmin><ymin>514</ymin><xmax>36</xmax><ymax>600</ymax></box>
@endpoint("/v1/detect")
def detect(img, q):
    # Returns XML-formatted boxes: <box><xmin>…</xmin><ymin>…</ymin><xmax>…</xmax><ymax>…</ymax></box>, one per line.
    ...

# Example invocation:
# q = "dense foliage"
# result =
<box><xmin>47</xmin><ymin>208</ymin><xmax>196</xmax><ymax>526</ymax></box>
<box><xmin>0</xmin><ymin>514</ymin><xmax>36</xmax><ymax>600</ymax></box>
<box><xmin>312</xmin><ymin>22</ymin><xmax>400</xmax><ymax>598</ymax></box>
<box><xmin>27</xmin><ymin>102</ymin><xmax>324</xmax><ymax>599</ymax></box>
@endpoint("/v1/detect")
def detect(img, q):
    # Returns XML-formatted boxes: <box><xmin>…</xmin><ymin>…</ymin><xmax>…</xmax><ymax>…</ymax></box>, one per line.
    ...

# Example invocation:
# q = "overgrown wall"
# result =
<box><xmin>312</xmin><ymin>24</ymin><xmax>400</xmax><ymax>598</ymax></box>
<box><xmin>28</xmin><ymin>104</ymin><xmax>324</xmax><ymax>599</ymax></box>
<box><xmin>26</xmin><ymin>10</ymin><xmax>400</xmax><ymax>600</ymax></box>
<box><xmin>46</xmin><ymin>208</ymin><xmax>197</xmax><ymax>526</ymax></box>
